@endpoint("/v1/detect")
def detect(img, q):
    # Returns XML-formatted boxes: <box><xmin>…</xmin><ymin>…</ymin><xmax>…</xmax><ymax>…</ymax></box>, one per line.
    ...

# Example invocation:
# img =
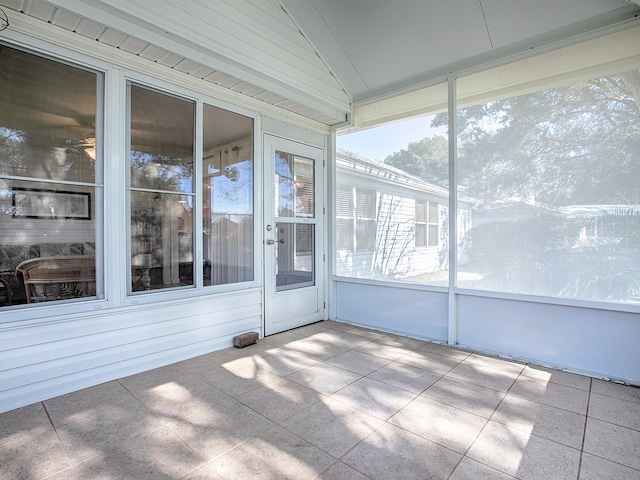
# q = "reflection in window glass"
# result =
<box><xmin>456</xmin><ymin>69</ymin><xmax>640</xmax><ymax>304</ymax></box>
<box><xmin>275</xmin><ymin>151</ymin><xmax>315</xmax><ymax>218</ymax></box>
<box><xmin>0</xmin><ymin>45</ymin><xmax>101</xmax><ymax>307</ymax></box>
<box><xmin>202</xmin><ymin>104</ymin><xmax>253</xmax><ymax>286</ymax></box>
<box><xmin>129</xmin><ymin>84</ymin><xmax>194</xmax><ymax>292</ymax></box>
<box><xmin>336</xmin><ymin>111</ymin><xmax>455</xmax><ymax>285</ymax></box>
<box><xmin>276</xmin><ymin>223</ymin><xmax>314</xmax><ymax>291</ymax></box>
<box><xmin>130</xmin><ymin>191</ymin><xmax>193</xmax><ymax>290</ymax></box>
<box><xmin>129</xmin><ymin>85</ymin><xmax>194</xmax><ymax>193</ymax></box>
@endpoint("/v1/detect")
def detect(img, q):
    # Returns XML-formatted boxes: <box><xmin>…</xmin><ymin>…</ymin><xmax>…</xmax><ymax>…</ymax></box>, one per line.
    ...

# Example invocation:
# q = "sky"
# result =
<box><xmin>337</xmin><ymin>115</ymin><xmax>447</xmax><ymax>162</ymax></box>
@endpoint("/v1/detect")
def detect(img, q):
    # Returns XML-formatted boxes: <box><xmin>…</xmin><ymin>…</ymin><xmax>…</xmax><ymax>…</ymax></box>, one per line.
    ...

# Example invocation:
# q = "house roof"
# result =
<box><xmin>558</xmin><ymin>205</ymin><xmax>640</xmax><ymax>216</ymax></box>
<box><xmin>337</xmin><ymin>147</ymin><xmax>464</xmax><ymax>202</ymax></box>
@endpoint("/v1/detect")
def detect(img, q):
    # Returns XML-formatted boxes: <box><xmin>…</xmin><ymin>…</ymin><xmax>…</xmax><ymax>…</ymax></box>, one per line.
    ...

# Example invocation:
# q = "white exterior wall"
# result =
<box><xmin>0</xmin><ymin>7</ymin><xmax>330</xmax><ymax>414</ymax></box>
<box><xmin>335</xmin><ymin>167</ymin><xmax>455</xmax><ymax>281</ymax></box>
<box><xmin>1</xmin><ymin>290</ymin><xmax>261</xmax><ymax>413</ymax></box>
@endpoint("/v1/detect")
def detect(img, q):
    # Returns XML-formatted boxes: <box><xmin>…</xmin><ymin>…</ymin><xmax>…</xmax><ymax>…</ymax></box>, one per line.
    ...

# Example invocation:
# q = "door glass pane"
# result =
<box><xmin>295</xmin><ymin>157</ymin><xmax>315</xmax><ymax>218</ymax></box>
<box><xmin>202</xmin><ymin>103</ymin><xmax>254</xmax><ymax>286</ymax></box>
<box><xmin>274</xmin><ymin>151</ymin><xmax>315</xmax><ymax>218</ymax></box>
<box><xmin>275</xmin><ymin>222</ymin><xmax>314</xmax><ymax>291</ymax></box>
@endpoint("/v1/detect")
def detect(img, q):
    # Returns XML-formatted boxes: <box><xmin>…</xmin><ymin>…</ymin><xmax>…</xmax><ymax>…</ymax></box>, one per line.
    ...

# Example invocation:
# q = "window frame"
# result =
<box><xmin>126</xmin><ymin>81</ymin><xmax>197</xmax><ymax>295</ymax></box>
<box><xmin>0</xmin><ymin>41</ymin><xmax>107</xmax><ymax>318</ymax></box>
<box><xmin>122</xmin><ymin>72</ymin><xmax>262</xmax><ymax>308</ymax></box>
<box><xmin>335</xmin><ymin>184</ymin><xmax>377</xmax><ymax>254</ymax></box>
<box><xmin>415</xmin><ymin>200</ymin><xmax>440</xmax><ymax>248</ymax></box>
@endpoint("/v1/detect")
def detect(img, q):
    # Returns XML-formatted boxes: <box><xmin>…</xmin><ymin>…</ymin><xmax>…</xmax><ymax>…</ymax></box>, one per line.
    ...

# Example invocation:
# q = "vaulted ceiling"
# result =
<box><xmin>281</xmin><ymin>0</ymin><xmax>639</xmax><ymax>105</ymax></box>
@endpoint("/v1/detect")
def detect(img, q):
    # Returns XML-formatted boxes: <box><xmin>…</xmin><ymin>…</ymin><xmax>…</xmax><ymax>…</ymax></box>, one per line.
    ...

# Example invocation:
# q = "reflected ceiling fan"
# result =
<box><xmin>65</xmin><ymin>137</ymin><xmax>96</xmax><ymax>160</ymax></box>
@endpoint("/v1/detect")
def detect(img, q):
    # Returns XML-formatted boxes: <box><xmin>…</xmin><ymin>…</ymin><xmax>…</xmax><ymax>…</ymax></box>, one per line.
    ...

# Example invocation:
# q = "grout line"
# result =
<box><xmin>442</xmin><ymin>368</ymin><xmax>523</xmax><ymax>479</ymax></box>
<box><xmin>41</xmin><ymin>401</ymin><xmax>82</xmax><ymax>479</ymax></box>
<box><xmin>41</xmin><ymin>400</ymin><xmax>55</xmax><ymax>430</ymax></box>
<box><xmin>576</xmin><ymin>377</ymin><xmax>593</xmax><ymax>479</ymax></box>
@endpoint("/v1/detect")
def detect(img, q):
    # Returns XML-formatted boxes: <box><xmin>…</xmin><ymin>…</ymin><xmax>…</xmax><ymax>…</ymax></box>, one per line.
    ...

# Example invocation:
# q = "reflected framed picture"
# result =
<box><xmin>12</xmin><ymin>188</ymin><xmax>91</xmax><ymax>220</ymax></box>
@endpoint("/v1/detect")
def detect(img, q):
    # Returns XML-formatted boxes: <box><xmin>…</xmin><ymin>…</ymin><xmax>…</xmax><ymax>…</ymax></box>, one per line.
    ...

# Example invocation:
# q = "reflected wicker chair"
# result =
<box><xmin>16</xmin><ymin>256</ymin><xmax>96</xmax><ymax>304</ymax></box>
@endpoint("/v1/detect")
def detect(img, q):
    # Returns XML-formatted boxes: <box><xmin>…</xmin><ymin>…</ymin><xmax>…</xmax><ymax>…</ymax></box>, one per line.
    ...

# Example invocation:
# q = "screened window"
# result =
<box><xmin>456</xmin><ymin>68</ymin><xmax>640</xmax><ymax>304</ymax></box>
<box><xmin>336</xmin><ymin>184</ymin><xmax>354</xmax><ymax>251</ymax></box>
<box><xmin>128</xmin><ymin>84</ymin><xmax>194</xmax><ymax>292</ymax></box>
<box><xmin>0</xmin><ymin>45</ymin><xmax>102</xmax><ymax>307</ymax></box>
<box><xmin>335</xmin><ymin>185</ymin><xmax>376</xmax><ymax>253</ymax></box>
<box><xmin>336</xmin><ymin>110</ymin><xmax>451</xmax><ymax>285</ymax></box>
<box><xmin>356</xmin><ymin>188</ymin><xmax>377</xmax><ymax>251</ymax></box>
<box><xmin>202</xmin><ymin>104</ymin><xmax>254</xmax><ymax>286</ymax></box>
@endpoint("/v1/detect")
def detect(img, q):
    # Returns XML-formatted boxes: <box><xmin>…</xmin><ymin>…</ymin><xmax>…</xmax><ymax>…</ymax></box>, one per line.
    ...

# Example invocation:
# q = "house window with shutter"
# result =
<box><xmin>415</xmin><ymin>200</ymin><xmax>439</xmax><ymax>247</ymax></box>
<box><xmin>336</xmin><ymin>185</ymin><xmax>376</xmax><ymax>252</ymax></box>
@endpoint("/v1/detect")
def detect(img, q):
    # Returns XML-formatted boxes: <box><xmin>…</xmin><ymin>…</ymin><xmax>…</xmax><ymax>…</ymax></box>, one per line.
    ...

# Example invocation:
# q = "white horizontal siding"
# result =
<box><xmin>165</xmin><ymin>0</ymin><xmax>348</xmax><ymax>108</ymax></box>
<box><xmin>45</xmin><ymin>0</ymin><xmax>351</xmax><ymax>119</ymax></box>
<box><xmin>0</xmin><ymin>289</ymin><xmax>262</xmax><ymax>413</ymax></box>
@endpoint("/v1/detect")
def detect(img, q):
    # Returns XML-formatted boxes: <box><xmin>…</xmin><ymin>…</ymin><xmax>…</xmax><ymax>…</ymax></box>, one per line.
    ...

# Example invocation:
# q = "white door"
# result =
<box><xmin>263</xmin><ymin>135</ymin><xmax>325</xmax><ymax>335</ymax></box>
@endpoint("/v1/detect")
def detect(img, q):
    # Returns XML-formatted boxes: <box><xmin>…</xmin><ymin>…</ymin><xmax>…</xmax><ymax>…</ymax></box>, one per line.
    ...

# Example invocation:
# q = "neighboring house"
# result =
<box><xmin>469</xmin><ymin>199</ymin><xmax>559</xmax><ymax>227</ymax></box>
<box><xmin>335</xmin><ymin>148</ymin><xmax>472</xmax><ymax>281</ymax></box>
<box><xmin>559</xmin><ymin>205</ymin><xmax>640</xmax><ymax>241</ymax></box>
<box><xmin>471</xmin><ymin>201</ymin><xmax>640</xmax><ymax>243</ymax></box>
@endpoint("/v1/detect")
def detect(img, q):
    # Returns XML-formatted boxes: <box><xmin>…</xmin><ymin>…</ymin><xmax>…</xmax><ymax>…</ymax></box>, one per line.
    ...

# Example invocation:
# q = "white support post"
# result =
<box><xmin>447</xmin><ymin>76</ymin><xmax>458</xmax><ymax>346</ymax></box>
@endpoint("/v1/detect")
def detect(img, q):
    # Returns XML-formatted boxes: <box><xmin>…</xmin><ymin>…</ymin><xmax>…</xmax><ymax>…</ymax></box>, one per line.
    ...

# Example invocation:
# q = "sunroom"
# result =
<box><xmin>0</xmin><ymin>1</ymin><xmax>639</xmax><ymax>478</ymax></box>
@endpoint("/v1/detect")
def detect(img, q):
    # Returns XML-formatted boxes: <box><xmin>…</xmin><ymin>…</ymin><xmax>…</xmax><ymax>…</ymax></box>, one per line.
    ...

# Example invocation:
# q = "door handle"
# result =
<box><xmin>265</xmin><ymin>239</ymin><xmax>275</xmax><ymax>245</ymax></box>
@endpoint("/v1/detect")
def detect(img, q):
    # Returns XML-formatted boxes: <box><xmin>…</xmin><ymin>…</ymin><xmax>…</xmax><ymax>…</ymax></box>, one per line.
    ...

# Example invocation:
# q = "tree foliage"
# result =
<box><xmin>431</xmin><ymin>70</ymin><xmax>640</xmax><ymax>204</ymax></box>
<box><xmin>384</xmin><ymin>71</ymin><xmax>640</xmax><ymax>205</ymax></box>
<box><xmin>384</xmin><ymin>135</ymin><xmax>448</xmax><ymax>186</ymax></box>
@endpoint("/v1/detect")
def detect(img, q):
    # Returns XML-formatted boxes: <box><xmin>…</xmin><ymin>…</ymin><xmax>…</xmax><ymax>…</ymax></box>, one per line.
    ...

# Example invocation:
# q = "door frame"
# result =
<box><xmin>262</xmin><ymin>134</ymin><xmax>327</xmax><ymax>336</ymax></box>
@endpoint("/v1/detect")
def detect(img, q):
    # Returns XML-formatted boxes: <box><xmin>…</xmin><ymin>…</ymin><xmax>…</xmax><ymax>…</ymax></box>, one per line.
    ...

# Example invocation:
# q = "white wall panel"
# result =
<box><xmin>457</xmin><ymin>294</ymin><xmax>640</xmax><ymax>385</ymax></box>
<box><xmin>335</xmin><ymin>280</ymin><xmax>448</xmax><ymax>341</ymax></box>
<box><xmin>0</xmin><ymin>289</ymin><xmax>262</xmax><ymax>413</ymax></box>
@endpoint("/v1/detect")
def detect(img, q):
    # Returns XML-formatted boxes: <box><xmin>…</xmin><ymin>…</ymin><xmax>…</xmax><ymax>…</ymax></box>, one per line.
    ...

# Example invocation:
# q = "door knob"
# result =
<box><xmin>265</xmin><ymin>239</ymin><xmax>275</xmax><ymax>245</ymax></box>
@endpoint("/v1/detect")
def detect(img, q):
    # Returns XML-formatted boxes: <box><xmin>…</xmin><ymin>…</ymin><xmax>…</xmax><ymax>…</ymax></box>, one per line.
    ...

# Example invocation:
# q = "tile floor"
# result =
<box><xmin>1</xmin><ymin>320</ymin><xmax>639</xmax><ymax>479</ymax></box>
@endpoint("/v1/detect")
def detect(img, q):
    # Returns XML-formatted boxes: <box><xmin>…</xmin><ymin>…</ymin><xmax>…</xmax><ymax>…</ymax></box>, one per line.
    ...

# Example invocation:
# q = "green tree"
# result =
<box><xmin>384</xmin><ymin>135</ymin><xmax>448</xmax><ymax>186</ymax></box>
<box><xmin>432</xmin><ymin>70</ymin><xmax>640</xmax><ymax>204</ymax></box>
